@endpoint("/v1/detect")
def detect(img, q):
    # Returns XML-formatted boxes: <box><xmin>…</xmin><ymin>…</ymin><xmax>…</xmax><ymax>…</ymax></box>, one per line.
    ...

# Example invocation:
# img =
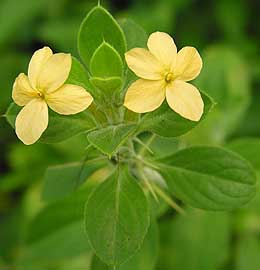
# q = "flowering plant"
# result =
<box><xmin>5</xmin><ymin>4</ymin><xmax>257</xmax><ymax>269</ymax></box>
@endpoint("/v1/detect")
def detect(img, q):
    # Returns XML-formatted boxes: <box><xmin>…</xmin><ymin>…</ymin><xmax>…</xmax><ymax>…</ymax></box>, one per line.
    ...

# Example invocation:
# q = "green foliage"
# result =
<box><xmin>85</xmin><ymin>168</ymin><xmax>150</xmax><ymax>266</ymax></box>
<box><xmin>91</xmin><ymin>213</ymin><xmax>158</xmax><ymax>270</ymax></box>
<box><xmin>156</xmin><ymin>146</ymin><xmax>256</xmax><ymax>210</ymax></box>
<box><xmin>78</xmin><ymin>5</ymin><xmax>126</xmax><ymax>67</ymax></box>
<box><xmin>87</xmin><ymin>124</ymin><xmax>136</xmax><ymax>157</ymax></box>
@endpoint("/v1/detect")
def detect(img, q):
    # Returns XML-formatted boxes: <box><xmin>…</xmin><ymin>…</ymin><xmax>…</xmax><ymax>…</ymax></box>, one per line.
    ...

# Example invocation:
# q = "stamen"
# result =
<box><xmin>165</xmin><ymin>72</ymin><xmax>173</xmax><ymax>83</ymax></box>
<box><xmin>37</xmin><ymin>91</ymin><xmax>44</xmax><ymax>99</ymax></box>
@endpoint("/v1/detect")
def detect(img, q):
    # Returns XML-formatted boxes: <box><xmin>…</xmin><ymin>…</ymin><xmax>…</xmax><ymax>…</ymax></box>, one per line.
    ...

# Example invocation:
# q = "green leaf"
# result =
<box><xmin>42</xmin><ymin>159</ymin><xmax>107</xmax><ymax>202</ymax></box>
<box><xmin>78</xmin><ymin>5</ymin><xmax>126</xmax><ymax>67</ymax></box>
<box><xmin>66</xmin><ymin>57</ymin><xmax>95</xmax><ymax>96</ymax></box>
<box><xmin>157</xmin><ymin>208</ymin><xmax>230</xmax><ymax>270</ymax></box>
<box><xmin>156</xmin><ymin>146</ymin><xmax>256</xmax><ymax>210</ymax></box>
<box><xmin>85</xmin><ymin>168</ymin><xmax>150</xmax><ymax>266</ymax></box>
<box><xmin>90</xmin><ymin>76</ymin><xmax>122</xmax><ymax>95</ymax></box>
<box><xmin>119</xmin><ymin>18</ymin><xmax>148</xmax><ymax>50</ymax></box>
<box><xmin>91</xmin><ymin>213</ymin><xmax>158</xmax><ymax>270</ymax></box>
<box><xmin>5</xmin><ymin>103</ymin><xmax>96</xmax><ymax>143</ymax></box>
<box><xmin>87</xmin><ymin>124</ymin><xmax>136</xmax><ymax>157</ymax></box>
<box><xmin>139</xmin><ymin>92</ymin><xmax>214</xmax><ymax>137</ymax></box>
<box><xmin>90</xmin><ymin>42</ymin><xmax>123</xmax><ymax>78</ymax></box>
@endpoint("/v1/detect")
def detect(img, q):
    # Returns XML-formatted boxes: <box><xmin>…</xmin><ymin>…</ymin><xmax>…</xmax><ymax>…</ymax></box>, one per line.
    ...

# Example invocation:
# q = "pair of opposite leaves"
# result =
<box><xmin>12</xmin><ymin>32</ymin><xmax>203</xmax><ymax>145</ymax></box>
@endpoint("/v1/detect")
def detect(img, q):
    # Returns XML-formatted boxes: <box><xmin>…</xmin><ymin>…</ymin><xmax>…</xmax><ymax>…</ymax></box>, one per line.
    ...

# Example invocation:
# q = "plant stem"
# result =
<box><xmin>152</xmin><ymin>184</ymin><xmax>186</xmax><ymax>215</ymax></box>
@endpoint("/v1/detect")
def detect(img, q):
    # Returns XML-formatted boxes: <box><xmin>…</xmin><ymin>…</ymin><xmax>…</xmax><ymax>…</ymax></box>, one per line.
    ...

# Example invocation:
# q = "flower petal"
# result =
<box><xmin>125</xmin><ymin>48</ymin><xmax>164</xmax><ymax>80</ymax></box>
<box><xmin>28</xmin><ymin>47</ymin><xmax>53</xmax><ymax>89</ymax></box>
<box><xmin>166</xmin><ymin>80</ymin><xmax>204</xmax><ymax>121</ymax></box>
<box><xmin>124</xmin><ymin>79</ymin><xmax>165</xmax><ymax>113</ymax></box>
<box><xmin>37</xmin><ymin>53</ymin><xmax>72</xmax><ymax>93</ymax></box>
<box><xmin>46</xmin><ymin>84</ymin><xmax>93</xmax><ymax>115</ymax></box>
<box><xmin>15</xmin><ymin>98</ymin><xmax>48</xmax><ymax>145</ymax></box>
<box><xmin>147</xmin><ymin>31</ymin><xmax>177</xmax><ymax>69</ymax></box>
<box><xmin>174</xmin><ymin>47</ymin><xmax>202</xmax><ymax>81</ymax></box>
<box><xmin>12</xmin><ymin>73</ymin><xmax>38</xmax><ymax>106</ymax></box>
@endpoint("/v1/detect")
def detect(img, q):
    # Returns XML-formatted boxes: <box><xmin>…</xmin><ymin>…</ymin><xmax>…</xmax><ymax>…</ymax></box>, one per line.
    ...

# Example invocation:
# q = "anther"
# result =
<box><xmin>165</xmin><ymin>72</ymin><xmax>173</xmax><ymax>83</ymax></box>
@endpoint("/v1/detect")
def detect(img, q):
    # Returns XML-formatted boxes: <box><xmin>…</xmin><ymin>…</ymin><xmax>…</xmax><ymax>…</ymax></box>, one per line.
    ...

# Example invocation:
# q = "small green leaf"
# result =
<box><xmin>90</xmin><ymin>42</ymin><xmax>123</xmax><ymax>78</ymax></box>
<box><xmin>42</xmin><ymin>159</ymin><xmax>107</xmax><ymax>202</ymax></box>
<box><xmin>91</xmin><ymin>213</ymin><xmax>158</xmax><ymax>270</ymax></box>
<box><xmin>85</xmin><ymin>168</ymin><xmax>150</xmax><ymax>266</ymax></box>
<box><xmin>139</xmin><ymin>92</ymin><xmax>214</xmax><ymax>137</ymax></box>
<box><xmin>6</xmin><ymin>103</ymin><xmax>96</xmax><ymax>143</ymax></box>
<box><xmin>78</xmin><ymin>5</ymin><xmax>126</xmax><ymax>67</ymax></box>
<box><xmin>156</xmin><ymin>146</ymin><xmax>256</xmax><ymax>210</ymax></box>
<box><xmin>90</xmin><ymin>76</ymin><xmax>122</xmax><ymax>95</ymax></box>
<box><xmin>87</xmin><ymin>124</ymin><xmax>136</xmax><ymax>157</ymax></box>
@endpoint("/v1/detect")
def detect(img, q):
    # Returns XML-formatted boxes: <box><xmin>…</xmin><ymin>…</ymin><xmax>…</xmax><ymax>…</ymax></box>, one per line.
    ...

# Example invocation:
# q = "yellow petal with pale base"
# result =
<box><xmin>174</xmin><ymin>47</ymin><xmax>202</xmax><ymax>81</ymax></box>
<box><xmin>37</xmin><ymin>53</ymin><xmax>72</xmax><ymax>93</ymax></box>
<box><xmin>12</xmin><ymin>73</ymin><xmax>38</xmax><ymax>106</ymax></box>
<box><xmin>147</xmin><ymin>32</ymin><xmax>177</xmax><ymax>69</ymax></box>
<box><xmin>166</xmin><ymin>80</ymin><xmax>204</xmax><ymax>121</ymax></box>
<box><xmin>46</xmin><ymin>84</ymin><xmax>93</xmax><ymax>115</ymax></box>
<box><xmin>28</xmin><ymin>47</ymin><xmax>53</xmax><ymax>89</ymax></box>
<box><xmin>15</xmin><ymin>98</ymin><xmax>48</xmax><ymax>145</ymax></box>
<box><xmin>125</xmin><ymin>48</ymin><xmax>164</xmax><ymax>80</ymax></box>
<box><xmin>124</xmin><ymin>79</ymin><xmax>166</xmax><ymax>113</ymax></box>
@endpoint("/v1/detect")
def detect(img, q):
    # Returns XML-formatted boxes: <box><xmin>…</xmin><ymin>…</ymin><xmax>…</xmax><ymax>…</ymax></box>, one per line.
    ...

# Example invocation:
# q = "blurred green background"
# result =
<box><xmin>1</xmin><ymin>0</ymin><xmax>260</xmax><ymax>269</ymax></box>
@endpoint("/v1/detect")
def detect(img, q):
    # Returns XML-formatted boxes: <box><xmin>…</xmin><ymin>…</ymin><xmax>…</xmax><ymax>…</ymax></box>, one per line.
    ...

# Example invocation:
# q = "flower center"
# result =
<box><xmin>165</xmin><ymin>72</ymin><xmax>174</xmax><ymax>83</ymax></box>
<box><xmin>37</xmin><ymin>91</ymin><xmax>45</xmax><ymax>99</ymax></box>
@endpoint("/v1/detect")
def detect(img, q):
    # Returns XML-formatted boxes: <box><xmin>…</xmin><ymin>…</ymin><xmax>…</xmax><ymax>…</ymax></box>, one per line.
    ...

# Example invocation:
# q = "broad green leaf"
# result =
<box><xmin>119</xmin><ymin>18</ymin><xmax>148</xmax><ymax>50</ymax></box>
<box><xmin>156</xmin><ymin>146</ymin><xmax>256</xmax><ymax>210</ymax></box>
<box><xmin>90</xmin><ymin>42</ymin><xmax>123</xmax><ymax>78</ymax></box>
<box><xmin>85</xmin><ymin>168</ymin><xmax>150</xmax><ymax>266</ymax></box>
<box><xmin>157</xmin><ymin>208</ymin><xmax>230</xmax><ymax>270</ymax></box>
<box><xmin>227</xmin><ymin>138</ymin><xmax>260</xmax><ymax>171</ymax></box>
<box><xmin>91</xmin><ymin>213</ymin><xmax>158</xmax><ymax>270</ymax></box>
<box><xmin>42</xmin><ymin>159</ymin><xmax>107</xmax><ymax>202</ymax></box>
<box><xmin>87</xmin><ymin>124</ymin><xmax>136</xmax><ymax>157</ymax></box>
<box><xmin>66</xmin><ymin>57</ymin><xmax>95</xmax><ymax>96</ymax></box>
<box><xmin>139</xmin><ymin>92</ymin><xmax>214</xmax><ymax>137</ymax></box>
<box><xmin>5</xmin><ymin>103</ymin><xmax>96</xmax><ymax>143</ymax></box>
<box><xmin>78</xmin><ymin>5</ymin><xmax>126</xmax><ymax>66</ymax></box>
<box><xmin>90</xmin><ymin>76</ymin><xmax>122</xmax><ymax>95</ymax></box>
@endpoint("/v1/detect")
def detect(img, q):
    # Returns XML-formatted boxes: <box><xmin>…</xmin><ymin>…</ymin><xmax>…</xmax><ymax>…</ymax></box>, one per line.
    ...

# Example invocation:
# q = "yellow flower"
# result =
<box><xmin>124</xmin><ymin>32</ymin><xmax>204</xmax><ymax>121</ymax></box>
<box><xmin>12</xmin><ymin>47</ymin><xmax>93</xmax><ymax>145</ymax></box>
